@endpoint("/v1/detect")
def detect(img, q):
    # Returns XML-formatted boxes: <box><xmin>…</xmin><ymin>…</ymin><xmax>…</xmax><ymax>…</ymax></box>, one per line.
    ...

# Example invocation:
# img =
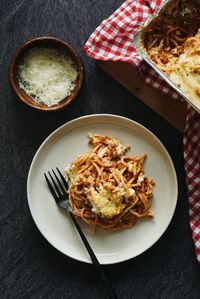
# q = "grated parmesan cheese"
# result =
<box><xmin>17</xmin><ymin>47</ymin><xmax>78</xmax><ymax>107</ymax></box>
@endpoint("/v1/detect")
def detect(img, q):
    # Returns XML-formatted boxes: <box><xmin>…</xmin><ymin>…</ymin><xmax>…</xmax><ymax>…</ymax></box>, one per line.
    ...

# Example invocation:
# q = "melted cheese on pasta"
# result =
<box><xmin>167</xmin><ymin>30</ymin><xmax>200</xmax><ymax>108</ymax></box>
<box><xmin>148</xmin><ymin>29</ymin><xmax>200</xmax><ymax>109</ymax></box>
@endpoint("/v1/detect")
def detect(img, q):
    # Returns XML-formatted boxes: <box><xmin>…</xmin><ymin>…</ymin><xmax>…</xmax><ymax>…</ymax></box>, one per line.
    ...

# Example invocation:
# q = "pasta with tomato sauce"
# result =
<box><xmin>142</xmin><ymin>0</ymin><xmax>200</xmax><ymax>109</ymax></box>
<box><xmin>65</xmin><ymin>133</ymin><xmax>155</xmax><ymax>232</ymax></box>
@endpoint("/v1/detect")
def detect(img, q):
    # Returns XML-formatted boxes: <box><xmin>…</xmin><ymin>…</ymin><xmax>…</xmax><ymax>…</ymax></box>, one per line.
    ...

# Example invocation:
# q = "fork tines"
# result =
<box><xmin>44</xmin><ymin>167</ymin><xmax>68</xmax><ymax>201</ymax></box>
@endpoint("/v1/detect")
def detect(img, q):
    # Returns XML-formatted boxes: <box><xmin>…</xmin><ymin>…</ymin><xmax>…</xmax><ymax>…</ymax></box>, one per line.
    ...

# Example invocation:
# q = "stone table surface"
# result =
<box><xmin>0</xmin><ymin>0</ymin><xmax>199</xmax><ymax>298</ymax></box>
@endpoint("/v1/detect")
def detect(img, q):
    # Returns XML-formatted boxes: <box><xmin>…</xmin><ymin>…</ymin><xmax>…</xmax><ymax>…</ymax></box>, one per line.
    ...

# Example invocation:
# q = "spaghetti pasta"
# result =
<box><xmin>143</xmin><ymin>0</ymin><xmax>200</xmax><ymax>50</ymax></box>
<box><xmin>65</xmin><ymin>133</ymin><xmax>155</xmax><ymax>232</ymax></box>
<box><xmin>142</xmin><ymin>0</ymin><xmax>200</xmax><ymax>108</ymax></box>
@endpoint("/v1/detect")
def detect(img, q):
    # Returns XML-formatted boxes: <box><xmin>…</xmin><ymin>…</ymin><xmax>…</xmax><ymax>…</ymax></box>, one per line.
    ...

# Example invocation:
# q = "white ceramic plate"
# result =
<box><xmin>27</xmin><ymin>114</ymin><xmax>178</xmax><ymax>264</ymax></box>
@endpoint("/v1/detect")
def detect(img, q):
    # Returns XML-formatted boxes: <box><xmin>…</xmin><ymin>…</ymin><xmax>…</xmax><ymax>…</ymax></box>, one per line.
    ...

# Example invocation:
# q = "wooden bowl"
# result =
<box><xmin>9</xmin><ymin>36</ymin><xmax>84</xmax><ymax>111</ymax></box>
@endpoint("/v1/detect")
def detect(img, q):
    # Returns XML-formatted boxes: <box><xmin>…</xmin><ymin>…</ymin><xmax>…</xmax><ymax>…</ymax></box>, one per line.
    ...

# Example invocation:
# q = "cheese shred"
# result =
<box><xmin>17</xmin><ymin>47</ymin><xmax>78</xmax><ymax>107</ymax></box>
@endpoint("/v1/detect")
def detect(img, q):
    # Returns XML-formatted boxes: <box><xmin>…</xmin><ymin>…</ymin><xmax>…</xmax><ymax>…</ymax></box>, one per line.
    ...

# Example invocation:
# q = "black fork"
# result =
<box><xmin>44</xmin><ymin>167</ymin><xmax>118</xmax><ymax>299</ymax></box>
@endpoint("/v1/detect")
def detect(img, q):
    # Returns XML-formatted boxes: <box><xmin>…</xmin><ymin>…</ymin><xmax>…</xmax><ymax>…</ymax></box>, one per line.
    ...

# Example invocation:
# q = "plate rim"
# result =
<box><xmin>27</xmin><ymin>113</ymin><xmax>178</xmax><ymax>264</ymax></box>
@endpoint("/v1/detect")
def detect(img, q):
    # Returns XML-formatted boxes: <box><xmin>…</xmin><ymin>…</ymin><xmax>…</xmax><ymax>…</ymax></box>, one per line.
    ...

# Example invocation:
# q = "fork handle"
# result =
<box><xmin>68</xmin><ymin>211</ymin><xmax>118</xmax><ymax>299</ymax></box>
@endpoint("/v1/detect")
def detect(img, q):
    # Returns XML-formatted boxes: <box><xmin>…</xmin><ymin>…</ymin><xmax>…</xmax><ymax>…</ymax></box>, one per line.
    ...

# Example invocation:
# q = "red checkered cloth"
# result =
<box><xmin>83</xmin><ymin>0</ymin><xmax>200</xmax><ymax>264</ymax></box>
<box><xmin>184</xmin><ymin>107</ymin><xmax>200</xmax><ymax>264</ymax></box>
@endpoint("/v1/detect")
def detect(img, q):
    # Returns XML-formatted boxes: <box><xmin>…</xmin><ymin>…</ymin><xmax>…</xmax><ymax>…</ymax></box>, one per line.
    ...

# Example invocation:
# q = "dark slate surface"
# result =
<box><xmin>0</xmin><ymin>0</ymin><xmax>199</xmax><ymax>298</ymax></box>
